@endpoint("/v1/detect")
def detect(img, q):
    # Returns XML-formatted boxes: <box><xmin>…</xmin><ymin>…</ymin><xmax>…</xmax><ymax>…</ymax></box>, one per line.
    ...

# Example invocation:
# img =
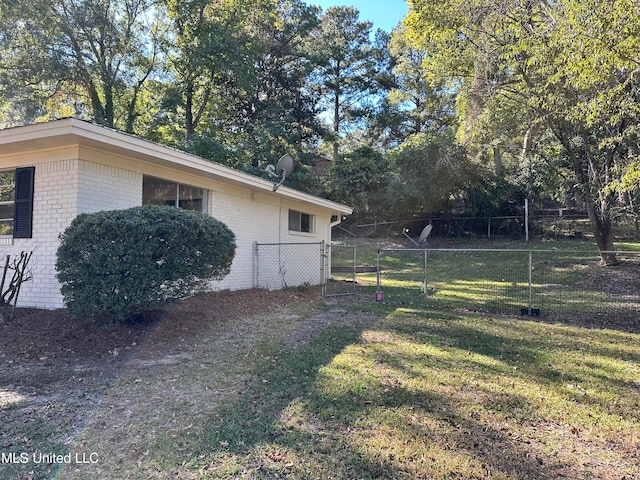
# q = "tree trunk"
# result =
<box><xmin>104</xmin><ymin>83</ymin><xmax>115</xmax><ymax>128</ymax></box>
<box><xmin>332</xmin><ymin>89</ymin><xmax>340</xmax><ymax>160</ymax></box>
<box><xmin>493</xmin><ymin>146</ymin><xmax>503</xmax><ymax>177</ymax></box>
<box><xmin>585</xmin><ymin>193</ymin><xmax>618</xmax><ymax>265</ymax></box>
<box><xmin>87</xmin><ymin>79</ymin><xmax>107</xmax><ymax>126</ymax></box>
<box><xmin>185</xmin><ymin>81</ymin><xmax>195</xmax><ymax>139</ymax></box>
<box><xmin>556</xmin><ymin>126</ymin><xmax>618</xmax><ymax>266</ymax></box>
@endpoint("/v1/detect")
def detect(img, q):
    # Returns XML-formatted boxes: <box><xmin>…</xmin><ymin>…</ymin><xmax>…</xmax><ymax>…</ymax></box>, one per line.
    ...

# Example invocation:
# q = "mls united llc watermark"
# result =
<box><xmin>1</xmin><ymin>451</ymin><xmax>99</xmax><ymax>465</ymax></box>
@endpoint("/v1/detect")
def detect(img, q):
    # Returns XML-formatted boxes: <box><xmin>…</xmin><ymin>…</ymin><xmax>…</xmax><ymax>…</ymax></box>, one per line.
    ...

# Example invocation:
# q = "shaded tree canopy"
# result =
<box><xmin>1</xmin><ymin>0</ymin><xmax>640</xmax><ymax>251</ymax></box>
<box><xmin>0</xmin><ymin>0</ymin><xmax>163</xmax><ymax>130</ymax></box>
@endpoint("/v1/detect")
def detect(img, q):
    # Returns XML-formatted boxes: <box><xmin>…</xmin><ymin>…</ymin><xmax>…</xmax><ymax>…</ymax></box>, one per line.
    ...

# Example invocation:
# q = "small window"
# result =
<box><xmin>289</xmin><ymin>209</ymin><xmax>314</xmax><ymax>233</ymax></box>
<box><xmin>0</xmin><ymin>167</ymin><xmax>35</xmax><ymax>238</ymax></box>
<box><xmin>0</xmin><ymin>171</ymin><xmax>15</xmax><ymax>235</ymax></box>
<box><xmin>142</xmin><ymin>176</ymin><xmax>205</xmax><ymax>212</ymax></box>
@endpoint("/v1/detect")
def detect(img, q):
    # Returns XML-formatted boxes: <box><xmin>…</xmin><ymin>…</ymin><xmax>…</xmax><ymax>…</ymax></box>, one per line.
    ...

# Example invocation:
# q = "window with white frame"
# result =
<box><xmin>142</xmin><ymin>176</ymin><xmax>206</xmax><ymax>212</ymax></box>
<box><xmin>288</xmin><ymin>209</ymin><xmax>314</xmax><ymax>233</ymax></box>
<box><xmin>0</xmin><ymin>171</ymin><xmax>15</xmax><ymax>235</ymax></box>
<box><xmin>0</xmin><ymin>167</ymin><xmax>34</xmax><ymax>238</ymax></box>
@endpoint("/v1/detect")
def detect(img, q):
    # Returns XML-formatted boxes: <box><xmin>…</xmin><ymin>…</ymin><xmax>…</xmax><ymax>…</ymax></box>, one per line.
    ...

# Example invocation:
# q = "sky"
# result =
<box><xmin>311</xmin><ymin>0</ymin><xmax>408</xmax><ymax>33</ymax></box>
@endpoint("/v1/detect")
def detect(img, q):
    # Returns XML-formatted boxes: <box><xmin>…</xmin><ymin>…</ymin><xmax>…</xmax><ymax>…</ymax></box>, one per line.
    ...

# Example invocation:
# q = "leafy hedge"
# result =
<box><xmin>56</xmin><ymin>205</ymin><xmax>236</xmax><ymax>323</ymax></box>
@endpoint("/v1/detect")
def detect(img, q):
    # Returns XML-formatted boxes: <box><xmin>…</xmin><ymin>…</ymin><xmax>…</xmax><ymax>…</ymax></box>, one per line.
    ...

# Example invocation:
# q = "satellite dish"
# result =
<box><xmin>276</xmin><ymin>154</ymin><xmax>294</xmax><ymax>178</ymax></box>
<box><xmin>266</xmin><ymin>154</ymin><xmax>295</xmax><ymax>191</ymax></box>
<box><xmin>419</xmin><ymin>224</ymin><xmax>433</xmax><ymax>244</ymax></box>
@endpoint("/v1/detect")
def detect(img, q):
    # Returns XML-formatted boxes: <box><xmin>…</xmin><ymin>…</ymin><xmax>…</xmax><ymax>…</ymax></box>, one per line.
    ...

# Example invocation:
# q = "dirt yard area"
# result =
<box><xmin>1</xmin><ymin>288</ymin><xmax>366</xmax><ymax>480</ymax></box>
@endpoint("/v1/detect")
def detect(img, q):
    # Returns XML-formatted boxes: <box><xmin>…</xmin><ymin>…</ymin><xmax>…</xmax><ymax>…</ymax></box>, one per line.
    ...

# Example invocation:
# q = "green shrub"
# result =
<box><xmin>56</xmin><ymin>205</ymin><xmax>236</xmax><ymax>323</ymax></box>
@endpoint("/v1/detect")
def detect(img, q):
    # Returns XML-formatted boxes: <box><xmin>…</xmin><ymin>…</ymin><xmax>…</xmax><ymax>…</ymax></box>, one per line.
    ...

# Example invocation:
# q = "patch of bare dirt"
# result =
<box><xmin>0</xmin><ymin>288</ymin><xmax>321</xmax><ymax>480</ymax></box>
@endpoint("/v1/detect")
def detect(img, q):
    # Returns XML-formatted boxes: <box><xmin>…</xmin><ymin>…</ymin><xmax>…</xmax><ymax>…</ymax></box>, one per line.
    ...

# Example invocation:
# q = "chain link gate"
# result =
<box><xmin>254</xmin><ymin>241</ymin><xmax>325</xmax><ymax>291</ymax></box>
<box><xmin>254</xmin><ymin>241</ymin><xmax>357</xmax><ymax>297</ymax></box>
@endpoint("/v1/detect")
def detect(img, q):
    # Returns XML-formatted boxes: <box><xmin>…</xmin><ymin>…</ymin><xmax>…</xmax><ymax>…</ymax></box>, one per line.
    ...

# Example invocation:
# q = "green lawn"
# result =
<box><xmin>167</xmin><ymin>303</ymin><xmax>640</xmax><ymax>479</ymax></box>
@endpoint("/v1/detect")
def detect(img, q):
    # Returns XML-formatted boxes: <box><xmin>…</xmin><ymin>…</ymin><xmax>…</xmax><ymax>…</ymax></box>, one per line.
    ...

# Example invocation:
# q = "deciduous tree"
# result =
<box><xmin>405</xmin><ymin>0</ymin><xmax>640</xmax><ymax>263</ymax></box>
<box><xmin>0</xmin><ymin>0</ymin><xmax>164</xmax><ymax>131</ymax></box>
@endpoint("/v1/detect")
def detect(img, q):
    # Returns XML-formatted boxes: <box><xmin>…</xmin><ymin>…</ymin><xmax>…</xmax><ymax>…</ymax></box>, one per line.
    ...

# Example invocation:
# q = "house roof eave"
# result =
<box><xmin>0</xmin><ymin>118</ymin><xmax>353</xmax><ymax>216</ymax></box>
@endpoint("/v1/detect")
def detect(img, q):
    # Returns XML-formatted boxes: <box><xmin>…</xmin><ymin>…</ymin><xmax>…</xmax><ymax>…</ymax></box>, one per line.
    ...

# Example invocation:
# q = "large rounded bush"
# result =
<box><xmin>56</xmin><ymin>205</ymin><xmax>236</xmax><ymax>322</ymax></box>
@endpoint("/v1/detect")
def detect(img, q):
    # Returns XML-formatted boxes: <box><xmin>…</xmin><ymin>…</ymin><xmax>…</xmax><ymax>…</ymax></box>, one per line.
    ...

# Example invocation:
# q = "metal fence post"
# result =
<box><xmin>320</xmin><ymin>240</ymin><xmax>326</xmax><ymax>297</ymax></box>
<box><xmin>423</xmin><ymin>249</ymin><xmax>428</xmax><ymax>295</ymax></box>
<box><xmin>528</xmin><ymin>250</ymin><xmax>533</xmax><ymax>315</ymax></box>
<box><xmin>376</xmin><ymin>246</ymin><xmax>381</xmax><ymax>291</ymax></box>
<box><xmin>254</xmin><ymin>241</ymin><xmax>259</xmax><ymax>288</ymax></box>
<box><xmin>352</xmin><ymin>244</ymin><xmax>357</xmax><ymax>294</ymax></box>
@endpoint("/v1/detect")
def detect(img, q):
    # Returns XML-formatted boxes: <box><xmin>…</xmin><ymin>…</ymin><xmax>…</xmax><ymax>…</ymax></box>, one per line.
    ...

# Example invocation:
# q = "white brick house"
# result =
<box><xmin>0</xmin><ymin>119</ymin><xmax>352</xmax><ymax>309</ymax></box>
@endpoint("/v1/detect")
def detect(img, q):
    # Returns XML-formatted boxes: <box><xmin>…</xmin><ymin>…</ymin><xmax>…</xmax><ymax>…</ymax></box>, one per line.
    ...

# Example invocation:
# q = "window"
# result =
<box><xmin>0</xmin><ymin>172</ymin><xmax>14</xmax><ymax>235</ymax></box>
<box><xmin>142</xmin><ymin>176</ymin><xmax>205</xmax><ymax>212</ymax></box>
<box><xmin>289</xmin><ymin>209</ymin><xmax>314</xmax><ymax>233</ymax></box>
<box><xmin>0</xmin><ymin>167</ymin><xmax>34</xmax><ymax>238</ymax></box>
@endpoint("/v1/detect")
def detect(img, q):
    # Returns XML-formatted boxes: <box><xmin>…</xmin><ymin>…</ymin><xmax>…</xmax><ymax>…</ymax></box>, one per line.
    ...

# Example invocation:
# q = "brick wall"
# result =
<box><xmin>4</xmin><ymin>160</ymin><xmax>141</xmax><ymax>309</ymax></box>
<box><xmin>5</xmin><ymin>159</ymin><xmax>333</xmax><ymax>309</ymax></box>
<box><xmin>208</xmin><ymin>189</ymin><xmax>281</xmax><ymax>291</ymax></box>
<box><xmin>4</xmin><ymin>159</ymin><xmax>79</xmax><ymax>308</ymax></box>
<box><xmin>77</xmin><ymin>160</ymin><xmax>141</xmax><ymax>213</ymax></box>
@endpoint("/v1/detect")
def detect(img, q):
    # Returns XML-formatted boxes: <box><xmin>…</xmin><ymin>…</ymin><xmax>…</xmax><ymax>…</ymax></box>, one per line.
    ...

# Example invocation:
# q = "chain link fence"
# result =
<box><xmin>353</xmin><ymin>212</ymin><xmax>640</xmax><ymax>240</ymax></box>
<box><xmin>253</xmin><ymin>241</ymin><xmax>359</xmax><ymax>297</ymax></box>
<box><xmin>254</xmin><ymin>241</ymin><xmax>640</xmax><ymax>325</ymax></box>
<box><xmin>375</xmin><ymin>248</ymin><xmax>640</xmax><ymax>324</ymax></box>
<box><xmin>254</xmin><ymin>241</ymin><xmax>325</xmax><ymax>291</ymax></box>
<box><xmin>354</xmin><ymin>214</ymin><xmax>593</xmax><ymax>239</ymax></box>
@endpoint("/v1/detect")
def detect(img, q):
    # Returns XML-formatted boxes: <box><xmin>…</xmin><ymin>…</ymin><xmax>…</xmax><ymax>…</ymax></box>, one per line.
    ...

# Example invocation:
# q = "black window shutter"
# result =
<box><xmin>13</xmin><ymin>166</ymin><xmax>35</xmax><ymax>238</ymax></box>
